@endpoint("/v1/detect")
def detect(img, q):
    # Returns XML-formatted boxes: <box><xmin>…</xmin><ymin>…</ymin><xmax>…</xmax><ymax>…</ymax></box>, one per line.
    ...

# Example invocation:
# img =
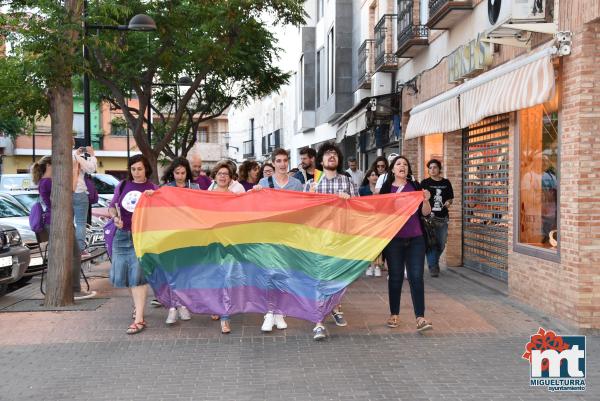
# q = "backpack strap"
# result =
<box><xmin>268</xmin><ymin>176</ymin><xmax>275</xmax><ymax>188</ymax></box>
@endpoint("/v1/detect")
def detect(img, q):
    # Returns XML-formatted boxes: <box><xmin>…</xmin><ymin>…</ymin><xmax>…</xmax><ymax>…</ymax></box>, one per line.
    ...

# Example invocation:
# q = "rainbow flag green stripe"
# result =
<box><xmin>133</xmin><ymin>187</ymin><xmax>423</xmax><ymax>322</ymax></box>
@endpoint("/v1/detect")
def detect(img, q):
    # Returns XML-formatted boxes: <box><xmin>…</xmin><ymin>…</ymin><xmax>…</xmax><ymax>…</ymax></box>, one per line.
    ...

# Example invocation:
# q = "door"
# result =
<box><xmin>462</xmin><ymin>114</ymin><xmax>510</xmax><ymax>281</ymax></box>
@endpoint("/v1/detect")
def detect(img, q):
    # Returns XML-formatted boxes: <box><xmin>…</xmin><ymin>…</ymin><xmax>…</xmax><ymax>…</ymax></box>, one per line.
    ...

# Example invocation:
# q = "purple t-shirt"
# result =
<box><xmin>391</xmin><ymin>184</ymin><xmax>423</xmax><ymax>238</ymax></box>
<box><xmin>110</xmin><ymin>180</ymin><xmax>157</xmax><ymax>231</ymax></box>
<box><xmin>193</xmin><ymin>175</ymin><xmax>212</xmax><ymax>190</ymax></box>
<box><xmin>239</xmin><ymin>180</ymin><xmax>256</xmax><ymax>191</ymax></box>
<box><xmin>38</xmin><ymin>177</ymin><xmax>52</xmax><ymax>225</ymax></box>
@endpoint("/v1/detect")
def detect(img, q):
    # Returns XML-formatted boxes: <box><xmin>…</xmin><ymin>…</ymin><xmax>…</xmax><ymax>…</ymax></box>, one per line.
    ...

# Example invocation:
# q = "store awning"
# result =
<box><xmin>335</xmin><ymin>108</ymin><xmax>367</xmax><ymax>143</ymax></box>
<box><xmin>405</xmin><ymin>46</ymin><xmax>557</xmax><ymax>139</ymax></box>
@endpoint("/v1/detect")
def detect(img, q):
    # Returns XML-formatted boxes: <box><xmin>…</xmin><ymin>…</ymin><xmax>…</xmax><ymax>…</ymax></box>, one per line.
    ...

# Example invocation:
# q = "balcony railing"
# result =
<box><xmin>242</xmin><ymin>139</ymin><xmax>254</xmax><ymax>159</ymax></box>
<box><xmin>374</xmin><ymin>14</ymin><xmax>398</xmax><ymax>72</ymax></box>
<box><xmin>428</xmin><ymin>0</ymin><xmax>473</xmax><ymax>30</ymax></box>
<box><xmin>357</xmin><ymin>39</ymin><xmax>374</xmax><ymax>89</ymax></box>
<box><xmin>396</xmin><ymin>25</ymin><xmax>429</xmax><ymax>58</ymax></box>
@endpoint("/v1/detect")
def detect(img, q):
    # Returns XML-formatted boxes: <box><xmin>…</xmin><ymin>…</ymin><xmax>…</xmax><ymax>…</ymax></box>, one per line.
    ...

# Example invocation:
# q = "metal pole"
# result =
<box><xmin>126</xmin><ymin>129</ymin><xmax>130</xmax><ymax>161</ymax></box>
<box><xmin>83</xmin><ymin>0</ymin><xmax>92</xmax><ymax>147</ymax></box>
<box><xmin>32</xmin><ymin>131</ymin><xmax>36</xmax><ymax>163</ymax></box>
<box><xmin>174</xmin><ymin>86</ymin><xmax>178</xmax><ymax>156</ymax></box>
<box><xmin>147</xmin><ymin>91</ymin><xmax>152</xmax><ymax>145</ymax></box>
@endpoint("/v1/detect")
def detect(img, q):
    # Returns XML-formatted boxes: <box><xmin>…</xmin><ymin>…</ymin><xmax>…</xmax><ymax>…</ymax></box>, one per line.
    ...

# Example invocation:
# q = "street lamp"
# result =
<box><xmin>82</xmin><ymin>1</ymin><xmax>157</xmax><ymax>148</ymax></box>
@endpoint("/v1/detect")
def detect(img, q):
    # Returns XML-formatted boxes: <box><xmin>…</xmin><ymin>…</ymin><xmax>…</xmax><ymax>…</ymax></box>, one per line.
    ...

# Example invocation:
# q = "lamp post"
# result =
<box><xmin>82</xmin><ymin>1</ymin><xmax>156</xmax><ymax>147</ymax></box>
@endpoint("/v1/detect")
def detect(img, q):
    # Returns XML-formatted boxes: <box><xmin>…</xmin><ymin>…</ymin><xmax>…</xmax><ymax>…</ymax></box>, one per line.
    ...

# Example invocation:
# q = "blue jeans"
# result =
<box><xmin>383</xmin><ymin>235</ymin><xmax>426</xmax><ymax>318</ymax></box>
<box><xmin>72</xmin><ymin>192</ymin><xmax>89</xmax><ymax>252</ymax></box>
<box><xmin>425</xmin><ymin>217</ymin><xmax>449</xmax><ymax>271</ymax></box>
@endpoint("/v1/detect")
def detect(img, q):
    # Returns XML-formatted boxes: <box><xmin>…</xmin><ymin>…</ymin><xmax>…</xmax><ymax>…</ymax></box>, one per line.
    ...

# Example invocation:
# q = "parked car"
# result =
<box><xmin>0</xmin><ymin>193</ymin><xmax>44</xmax><ymax>277</ymax></box>
<box><xmin>0</xmin><ymin>174</ymin><xmax>37</xmax><ymax>191</ymax></box>
<box><xmin>0</xmin><ymin>173</ymin><xmax>119</xmax><ymax>201</ymax></box>
<box><xmin>0</xmin><ymin>192</ymin><xmax>107</xmax><ymax>280</ymax></box>
<box><xmin>1</xmin><ymin>191</ymin><xmax>109</xmax><ymax>223</ymax></box>
<box><xmin>0</xmin><ymin>224</ymin><xmax>31</xmax><ymax>296</ymax></box>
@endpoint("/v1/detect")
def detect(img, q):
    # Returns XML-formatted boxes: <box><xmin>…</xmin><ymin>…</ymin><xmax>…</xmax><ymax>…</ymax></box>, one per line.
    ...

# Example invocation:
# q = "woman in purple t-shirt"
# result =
<box><xmin>108</xmin><ymin>155</ymin><xmax>157</xmax><ymax>335</ymax></box>
<box><xmin>379</xmin><ymin>156</ymin><xmax>433</xmax><ymax>332</ymax></box>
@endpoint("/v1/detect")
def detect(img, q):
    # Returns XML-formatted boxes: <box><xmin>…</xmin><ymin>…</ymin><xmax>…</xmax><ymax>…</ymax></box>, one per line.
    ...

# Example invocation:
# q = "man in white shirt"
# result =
<box><xmin>345</xmin><ymin>156</ymin><xmax>364</xmax><ymax>188</ymax></box>
<box><xmin>72</xmin><ymin>142</ymin><xmax>98</xmax><ymax>257</ymax></box>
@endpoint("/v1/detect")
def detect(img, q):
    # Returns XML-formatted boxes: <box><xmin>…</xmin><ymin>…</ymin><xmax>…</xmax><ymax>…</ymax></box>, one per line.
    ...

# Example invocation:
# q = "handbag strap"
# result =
<box><xmin>268</xmin><ymin>176</ymin><xmax>275</xmax><ymax>188</ymax></box>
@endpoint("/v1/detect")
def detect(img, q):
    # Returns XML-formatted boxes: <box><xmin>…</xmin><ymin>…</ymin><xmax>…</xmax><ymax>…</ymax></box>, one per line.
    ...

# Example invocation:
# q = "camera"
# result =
<box><xmin>77</xmin><ymin>147</ymin><xmax>91</xmax><ymax>159</ymax></box>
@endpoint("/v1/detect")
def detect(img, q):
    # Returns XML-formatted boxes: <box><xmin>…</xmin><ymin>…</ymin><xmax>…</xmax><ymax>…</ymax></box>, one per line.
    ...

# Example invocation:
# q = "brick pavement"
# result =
<box><xmin>0</xmin><ymin>263</ymin><xmax>598</xmax><ymax>400</ymax></box>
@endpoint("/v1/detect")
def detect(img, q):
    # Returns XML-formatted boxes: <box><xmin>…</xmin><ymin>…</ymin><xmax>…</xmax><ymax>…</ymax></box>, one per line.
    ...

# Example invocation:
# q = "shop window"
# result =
<box><xmin>518</xmin><ymin>90</ymin><xmax>559</xmax><ymax>251</ymax></box>
<box><xmin>423</xmin><ymin>133</ymin><xmax>443</xmax><ymax>178</ymax></box>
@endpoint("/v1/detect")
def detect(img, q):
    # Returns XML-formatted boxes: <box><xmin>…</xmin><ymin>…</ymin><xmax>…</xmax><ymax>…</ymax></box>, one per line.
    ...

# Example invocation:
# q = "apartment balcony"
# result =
<box><xmin>374</xmin><ymin>14</ymin><xmax>398</xmax><ymax>73</ymax></box>
<box><xmin>242</xmin><ymin>139</ymin><xmax>254</xmax><ymax>159</ymax></box>
<box><xmin>427</xmin><ymin>0</ymin><xmax>473</xmax><ymax>30</ymax></box>
<box><xmin>357</xmin><ymin>39</ymin><xmax>375</xmax><ymax>90</ymax></box>
<box><xmin>396</xmin><ymin>24</ymin><xmax>429</xmax><ymax>58</ymax></box>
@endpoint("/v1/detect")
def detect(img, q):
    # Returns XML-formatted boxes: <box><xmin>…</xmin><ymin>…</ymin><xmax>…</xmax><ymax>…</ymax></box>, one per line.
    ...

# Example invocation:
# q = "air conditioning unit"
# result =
<box><xmin>486</xmin><ymin>0</ymin><xmax>551</xmax><ymax>39</ymax></box>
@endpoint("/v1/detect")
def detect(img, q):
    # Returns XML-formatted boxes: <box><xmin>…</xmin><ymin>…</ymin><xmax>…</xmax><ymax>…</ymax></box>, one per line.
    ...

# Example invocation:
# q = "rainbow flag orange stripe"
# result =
<box><xmin>132</xmin><ymin>187</ymin><xmax>423</xmax><ymax>322</ymax></box>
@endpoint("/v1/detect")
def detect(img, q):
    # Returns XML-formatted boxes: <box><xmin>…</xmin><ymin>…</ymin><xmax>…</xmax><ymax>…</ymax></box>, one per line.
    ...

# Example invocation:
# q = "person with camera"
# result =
<box><xmin>32</xmin><ymin>156</ymin><xmax>95</xmax><ymax>300</ymax></box>
<box><xmin>72</xmin><ymin>140</ymin><xmax>98</xmax><ymax>259</ymax></box>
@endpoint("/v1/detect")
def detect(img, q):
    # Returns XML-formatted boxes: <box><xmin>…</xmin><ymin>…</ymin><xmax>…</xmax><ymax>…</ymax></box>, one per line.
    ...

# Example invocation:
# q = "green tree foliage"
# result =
<box><xmin>0</xmin><ymin>0</ymin><xmax>84</xmax><ymax>306</ymax></box>
<box><xmin>86</xmin><ymin>0</ymin><xmax>305</xmax><ymax>179</ymax></box>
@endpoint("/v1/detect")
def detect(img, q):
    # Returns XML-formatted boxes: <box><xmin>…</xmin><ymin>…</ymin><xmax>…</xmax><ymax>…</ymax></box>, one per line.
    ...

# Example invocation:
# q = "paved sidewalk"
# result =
<box><xmin>0</xmin><ymin>263</ymin><xmax>597</xmax><ymax>400</ymax></box>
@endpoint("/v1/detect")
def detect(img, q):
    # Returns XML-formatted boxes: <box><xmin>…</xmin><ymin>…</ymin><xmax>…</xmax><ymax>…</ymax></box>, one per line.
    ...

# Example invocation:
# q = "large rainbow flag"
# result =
<box><xmin>132</xmin><ymin>187</ymin><xmax>423</xmax><ymax>322</ymax></box>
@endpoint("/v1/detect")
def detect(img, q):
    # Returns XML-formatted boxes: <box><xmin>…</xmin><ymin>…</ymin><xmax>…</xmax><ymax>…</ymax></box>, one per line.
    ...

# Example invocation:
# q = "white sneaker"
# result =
<box><xmin>404</xmin><ymin>268</ymin><xmax>408</xmax><ymax>279</ymax></box>
<box><xmin>374</xmin><ymin>266</ymin><xmax>382</xmax><ymax>277</ymax></box>
<box><xmin>366</xmin><ymin>265</ymin><xmax>374</xmax><ymax>276</ymax></box>
<box><xmin>166</xmin><ymin>307</ymin><xmax>178</xmax><ymax>325</ymax></box>
<box><xmin>274</xmin><ymin>314</ymin><xmax>287</xmax><ymax>329</ymax></box>
<box><xmin>261</xmin><ymin>312</ymin><xmax>274</xmax><ymax>332</ymax></box>
<box><xmin>178</xmin><ymin>306</ymin><xmax>191</xmax><ymax>321</ymax></box>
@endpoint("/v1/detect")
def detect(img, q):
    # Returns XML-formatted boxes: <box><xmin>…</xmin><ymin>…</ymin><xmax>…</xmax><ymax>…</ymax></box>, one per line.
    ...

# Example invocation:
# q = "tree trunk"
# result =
<box><xmin>147</xmin><ymin>149</ymin><xmax>159</xmax><ymax>184</ymax></box>
<box><xmin>44</xmin><ymin>87</ymin><xmax>76</xmax><ymax>307</ymax></box>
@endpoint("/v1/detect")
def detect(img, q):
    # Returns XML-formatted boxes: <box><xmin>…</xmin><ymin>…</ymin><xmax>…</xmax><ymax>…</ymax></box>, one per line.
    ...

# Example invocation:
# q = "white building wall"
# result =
<box><xmin>229</xmin><ymin>0</ymin><xmax>346</xmax><ymax>168</ymax></box>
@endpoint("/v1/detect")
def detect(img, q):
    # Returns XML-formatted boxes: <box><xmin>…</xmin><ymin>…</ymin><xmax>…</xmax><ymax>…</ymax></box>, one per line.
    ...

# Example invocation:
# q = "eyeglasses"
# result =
<box><xmin>324</xmin><ymin>150</ymin><xmax>338</xmax><ymax>157</ymax></box>
<box><xmin>376</xmin><ymin>164</ymin><xmax>386</xmax><ymax>168</ymax></box>
<box><xmin>216</xmin><ymin>172</ymin><xmax>230</xmax><ymax>177</ymax></box>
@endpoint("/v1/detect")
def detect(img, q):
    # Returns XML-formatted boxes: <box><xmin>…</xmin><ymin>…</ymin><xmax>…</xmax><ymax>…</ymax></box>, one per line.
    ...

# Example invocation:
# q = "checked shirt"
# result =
<box><xmin>304</xmin><ymin>173</ymin><xmax>359</xmax><ymax>197</ymax></box>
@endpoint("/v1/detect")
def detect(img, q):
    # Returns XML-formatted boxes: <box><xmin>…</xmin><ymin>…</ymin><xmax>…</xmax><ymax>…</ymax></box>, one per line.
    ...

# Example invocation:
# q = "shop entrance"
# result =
<box><xmin>462</xmin><ymin>114</ymin><xmax>510</xmax><ymax>281</ymax></box>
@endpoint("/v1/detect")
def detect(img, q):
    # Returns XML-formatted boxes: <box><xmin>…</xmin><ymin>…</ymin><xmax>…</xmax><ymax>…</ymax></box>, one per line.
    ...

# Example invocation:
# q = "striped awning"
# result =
<box><xmin>335</xmin><ymin>109</ymin><xmax>367</xmax><ymax>143</ymax></box>
<box><xmin>405</xmin><ymin>46</ymin><xmax>557</xmax><ymax>139</ymax></box>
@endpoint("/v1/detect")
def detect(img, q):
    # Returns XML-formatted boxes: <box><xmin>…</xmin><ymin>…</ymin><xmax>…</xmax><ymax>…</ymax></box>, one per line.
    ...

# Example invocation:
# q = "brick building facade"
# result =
<box><xmin>397</xmin><ymin>0</ymin><xmax>600</xmax><ymax>330</ymax></box>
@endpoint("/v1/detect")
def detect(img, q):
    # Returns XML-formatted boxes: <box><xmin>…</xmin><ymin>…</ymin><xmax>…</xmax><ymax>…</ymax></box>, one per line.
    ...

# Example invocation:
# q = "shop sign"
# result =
<box><xmin>448</xmin><ymin>34</ymin><xmax>493</xmax><ymax>83</ymax></box>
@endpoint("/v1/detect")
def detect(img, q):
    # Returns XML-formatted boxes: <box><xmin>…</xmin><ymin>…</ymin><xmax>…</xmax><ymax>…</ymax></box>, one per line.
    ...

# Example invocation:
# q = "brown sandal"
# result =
<box><xmin>211</xmin><ymin>315</ymin><xmax>220</xmax><ymax>321</ymax></box>
<box><xmin>386</xmin><ymin>315</ymin><xmax>399</xmax><ymax>328</ymax></box>
<box><xmin>126</xmin><ymin>321</ymin><xmax>146</xmax><ymax>335</ymax></box>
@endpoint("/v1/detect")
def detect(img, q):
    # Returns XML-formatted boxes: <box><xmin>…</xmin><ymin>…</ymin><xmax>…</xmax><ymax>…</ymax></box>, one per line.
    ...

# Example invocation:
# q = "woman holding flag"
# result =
<box><xmin>379</xmin><ymin>156</ymin><xmax>433</xmax><ymax>332</ymax></box>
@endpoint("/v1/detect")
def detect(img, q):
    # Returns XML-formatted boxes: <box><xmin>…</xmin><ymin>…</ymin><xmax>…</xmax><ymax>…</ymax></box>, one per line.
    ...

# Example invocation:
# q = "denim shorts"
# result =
<box><xmin>110</xmin><ymin>229</ymin><xmax>147</xmax><ymax>288</ymax></box>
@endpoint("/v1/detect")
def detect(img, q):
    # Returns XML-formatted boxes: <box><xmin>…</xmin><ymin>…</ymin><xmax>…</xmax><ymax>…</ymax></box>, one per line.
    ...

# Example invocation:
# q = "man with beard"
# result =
<box><xmin>294</xmin><ymin>146</ymin><xmax>321</xmax><ymax>184</ymax></box>
<box><xmin>304</xmin><ymin>142</ymin><xmax>358</xmax><ymax>340</ymax></box>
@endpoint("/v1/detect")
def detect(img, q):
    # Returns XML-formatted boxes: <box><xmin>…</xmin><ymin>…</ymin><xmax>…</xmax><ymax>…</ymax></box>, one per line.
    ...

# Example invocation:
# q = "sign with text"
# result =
<box><xmin>448</xmin><ymin>34</ymin><xmax>493</xmax><ymax>83</ymax></box>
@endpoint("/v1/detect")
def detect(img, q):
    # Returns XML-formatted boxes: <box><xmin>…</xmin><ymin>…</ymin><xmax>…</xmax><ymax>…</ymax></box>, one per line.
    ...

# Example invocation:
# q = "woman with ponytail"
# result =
<box><xmin>379</xmin><ymin>156</ymin><xmax>433</xmax><ymax>332</ymax></box>
<box><xmin>31</xmin><ymin>156</ymin><xmax>92</xmax><ymax>299</ymax></box>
